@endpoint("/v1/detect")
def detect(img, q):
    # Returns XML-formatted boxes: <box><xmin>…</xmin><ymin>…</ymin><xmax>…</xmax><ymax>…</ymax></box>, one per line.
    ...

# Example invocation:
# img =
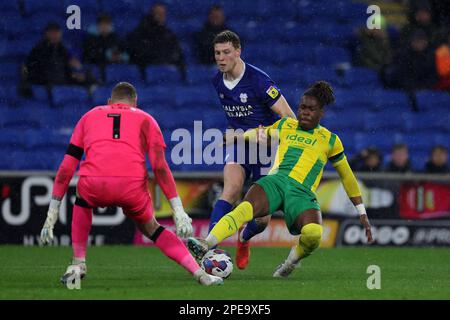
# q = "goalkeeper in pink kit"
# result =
<box><xmin>39</xmin><ymin>82</ymin><xmax>223</xmax><ymax>286</ymax></box>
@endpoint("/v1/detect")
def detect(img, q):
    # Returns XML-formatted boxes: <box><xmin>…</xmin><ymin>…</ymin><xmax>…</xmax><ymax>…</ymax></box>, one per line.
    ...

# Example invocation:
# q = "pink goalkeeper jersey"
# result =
<box><xmin>70</xmin><ymin>103</ymin><xmax>166</xmax><ymax>177</ymax></box>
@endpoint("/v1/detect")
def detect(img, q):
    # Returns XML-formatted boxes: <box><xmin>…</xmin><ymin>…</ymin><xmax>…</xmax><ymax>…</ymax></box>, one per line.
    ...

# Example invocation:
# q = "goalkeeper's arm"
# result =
<box><xmin>40</xmin><ymin>143</ymin><xmax>82</xmax><ymax>245</ymax></box>
<box><xmin>148</xmin><ymin>146</ymin><xmax>193</xmax><ymax>237</ymax></box>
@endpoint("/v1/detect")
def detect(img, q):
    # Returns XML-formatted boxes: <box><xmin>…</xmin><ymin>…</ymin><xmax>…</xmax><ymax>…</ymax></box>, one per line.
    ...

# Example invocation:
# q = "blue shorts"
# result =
<box><xmin>224</xmin><ymin>141</ymin><xmax>274</xmax><ymax>182</ymax></box>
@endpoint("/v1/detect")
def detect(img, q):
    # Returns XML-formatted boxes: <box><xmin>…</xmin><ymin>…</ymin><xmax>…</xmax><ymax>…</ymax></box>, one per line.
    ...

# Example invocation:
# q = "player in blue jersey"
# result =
<box><xmin>209</xmin><ymin>30</ymin><xmax>296</xmax><ymax>269</ymax></box>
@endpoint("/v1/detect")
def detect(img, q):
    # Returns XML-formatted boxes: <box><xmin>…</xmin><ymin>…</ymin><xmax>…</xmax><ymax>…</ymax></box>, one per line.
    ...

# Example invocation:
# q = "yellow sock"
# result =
<box><xmin>293</xmin><ymin>223</ymin><xmax>323</xmax><ymax>260</ymax></box>
<box><xmin>208</xmin><ymin>201</ymin><xmax>254</xmax><ymax>246</ymax></box>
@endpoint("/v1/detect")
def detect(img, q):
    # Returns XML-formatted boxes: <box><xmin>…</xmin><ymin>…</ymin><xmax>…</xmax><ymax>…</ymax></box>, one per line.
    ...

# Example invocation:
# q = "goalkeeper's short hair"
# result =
<box><xmin>111</xmin><ymin>82</ymin><xmax>137</xmax><ymax>101</ymax></box>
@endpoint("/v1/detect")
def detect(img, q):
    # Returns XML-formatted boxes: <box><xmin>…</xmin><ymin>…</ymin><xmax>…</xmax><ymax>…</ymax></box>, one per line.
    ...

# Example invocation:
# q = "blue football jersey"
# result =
<box><xmin>212</xmin><ymin>63</ymin><xmax>281</xmax><ymax>131</ymax></box>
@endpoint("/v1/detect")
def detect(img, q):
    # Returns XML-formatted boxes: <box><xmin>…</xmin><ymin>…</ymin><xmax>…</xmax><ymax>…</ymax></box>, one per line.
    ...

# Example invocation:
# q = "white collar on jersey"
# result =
<box><xmin>223</xmin><ymin>62</ymin><xmax>246</xmax><ymax>90</ymax></box>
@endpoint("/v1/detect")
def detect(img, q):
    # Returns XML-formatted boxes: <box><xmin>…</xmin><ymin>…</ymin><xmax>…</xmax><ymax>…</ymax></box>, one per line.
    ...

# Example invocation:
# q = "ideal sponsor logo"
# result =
<box><xmin>286</xmin><ymin>134</ymin><xmax>317</xmax><ymax>146</ymax></box>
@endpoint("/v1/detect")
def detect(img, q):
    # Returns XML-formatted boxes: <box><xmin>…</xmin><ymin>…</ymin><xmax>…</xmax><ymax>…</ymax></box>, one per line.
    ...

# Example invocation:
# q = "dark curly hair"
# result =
<box><xmin>303</xmin><ymin>81</ymin><xmax>335</xmax><ymax>107</ymax></box>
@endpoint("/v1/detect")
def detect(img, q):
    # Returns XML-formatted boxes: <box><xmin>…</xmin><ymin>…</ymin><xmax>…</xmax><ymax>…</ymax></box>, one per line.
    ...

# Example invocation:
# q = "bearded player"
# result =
<box><xmin>209</xmin><ymin>30</ymin><xmax>296</xmax><ymax>269</ymax></box>
<box><xmin>39</xmin><ymin>82</ymin><xmax>223</xmax><ymax>286</ymax></box>
<box><xmin>189</xmin><ymin>81</ymin><xmax>373</xmax><ymax>277</ymax></box>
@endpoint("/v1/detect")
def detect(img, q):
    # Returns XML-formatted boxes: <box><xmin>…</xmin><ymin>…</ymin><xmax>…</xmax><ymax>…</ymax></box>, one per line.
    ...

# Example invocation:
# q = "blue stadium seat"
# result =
<box><xmin>314</xmin><ymin>46</ymin><xmax>351</xmax><ymax>66</ymax></box>
<box><xmin>433</xmin><ymin>133</ymin><xmax>450</xmax><ymax>149</ymax></box>
<box><xmin>0</xmin><ymin>63</ymin><xmax>20</xmax><ymax>82</ymax></box>
<box><xmin>92</xmin><ymin>86</ymin><xmax>111</xmax><ymax>106</ymax></box>
<box><xmin>1</xmin><ymin>107</ymin><xmax>45</xmax><ymax>129</ymax></box>
<box><xmin>63</xmin><ymin>0</ymin><xmax>102</xmax><ymax>13</ymax></box>
<box><xmin>137</xmin><ymin>85</ymin><xmax>176</xmax><ymax>107</ymax></box>
<box><xmin>354</xmin><ymin>131</ymin><xmax>403</xmax><ymax>154</ymax></box>
<box><xmin>23</xmin><ymin>0</ymin><xmax>64</xmax><ymax>15</ymax></box>
<box><xmin>331</xmin><ymin>109</ymin><xmax>365</xmax><ymax>130</ymax></box>
<box><xmin>146</xmin><ymin>65</ymin><xmax>183</xmax><ymax>85</ymax></box>
<box><xmin>171</xmin><ymin>18</ymin><xmax>203</xmax><ymax>39</ymax></box>
<box><xmin>105</xmin><ymin>64</ymin><xmax>143</xmax><ymax>85</ymax></box>
<box><xmin>31</xmin><ymin>85</ymin><xmax>51</xmax><ymax>103</ymax></box>
<box><xmin>415</xmin><ymin>90</ymin><xmax>450</xmax><ymax>111</ymax></box>
<box><xmin>371</xmin><ymin>89</ymin><xmax>411</xmax><ymax>111</ymax></box>
<box><xmin>410</xmin><ymin>150</ymin><xmax>430</xmax><ymax>172</ymax></box>
<box><xmin>364</xmin><ymin>111</ymin><xmax>410</xmax><ymax>131</ymax></box>
<box><xmin>187</xmin><ymin>65</ymin><xmax>217</xmax><ymax>85</ymax></box>
<box><xmin>173</xmin><ymin>85</ymin><xmax>217</xmax><ymax>109</ymax></box>
<box><xmin>343</xmin><ymin>67</ymin><xmax>380</xmax><ymax>88</ymax></box>
<box><xmin>25</xmin><ymin>129</ymin><xmax>70</xmax><ymax>150</ymax></box>
<box><xmin>397</xmin><ymin>133</ymin><xmax>431</xmax><ymax>152</ymax></box>
<box><xmin>52</xmin><ymin>86</ymin><xmax>90</xmax><ymax>106</ymax></box>
<box><xmin>0</xmin><ymin>85</ymin><xmax>18</xmax><ymax>104</ymax></box>
<box><xmin>301</xmin><ymin>66</ymin><xmax>341</xmax><ymax>87</ymax></box>
<box><xmin>0</xmin><ymin>128</ymin><xmax>27</xmax><ymax>149</ymax></box>
<box><xmin>333</xmin><ymin>88</ymin><xmax>375</xmax><ymax>110</ymax></box>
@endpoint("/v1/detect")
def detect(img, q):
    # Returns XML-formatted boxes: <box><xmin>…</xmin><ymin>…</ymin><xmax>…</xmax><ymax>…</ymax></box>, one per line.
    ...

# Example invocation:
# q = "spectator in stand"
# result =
<box><xmin>195</xmin><ymin>5</ymin><xmax>229</xmax><ymax>64</ymax></box>
<box><xmin>386</xmin><ymin>29</ymin><xmax>438</xmax><ymax>91</ymax></box>
<box><xmin>350</xmin><ymin>147</ymin><xmax>382</xmax><ymax>172</ymax></box>
<box><xmin>385</xmin><ymin>143</ymin><xmax>412</xmax><ymax>173</ymax></box>
<box><xmin>82</xmin><ymin>13</ymin><xmax>129</xmax><ymax>66</ymax></box>
<box><xmin>400</xmin><ymin>0</ymin><xmax>440</xmax><ymax>48</ymax></box>
<box><xmin>424</xmin><ymin>145</ymin><xmax>449</xmax><ymax>173</ymax></box>
<box><xmin>127</xmin><ymin>3</ymin><xmax>186</xmax><ymax>79</ymax></box>
<box><xmin>354</xmin><ymin>14</ymin><xmax>393</xmax><ymax>72</ymax></box>
<box><xmin>435</xmin><ymin>29</ymin><xmax>450</xmax><ymax>90</ymax></box>
<box><xmin>24</xmin><ymin>22</ymin><xmax>96</xmax><ymax>88</ymax></box>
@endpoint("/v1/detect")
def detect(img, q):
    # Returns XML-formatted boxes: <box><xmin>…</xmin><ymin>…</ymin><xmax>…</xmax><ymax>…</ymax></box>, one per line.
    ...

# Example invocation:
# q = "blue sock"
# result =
<box><xmin>242</xmin><ymin>219</ymin><xmax>266</xmax><ymax>241</ymax></box>
<box><xmin>208</xmin><ymin>199</ymin><xmax>233</xmax><ymax>232</ymax></box>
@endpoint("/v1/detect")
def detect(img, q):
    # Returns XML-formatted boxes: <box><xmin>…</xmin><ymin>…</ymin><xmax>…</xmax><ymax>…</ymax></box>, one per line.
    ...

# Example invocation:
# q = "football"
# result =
<box><xmin>201</xmin><ymin>249</ymin><xmax>233</xmax><ymax>279</ymax></box>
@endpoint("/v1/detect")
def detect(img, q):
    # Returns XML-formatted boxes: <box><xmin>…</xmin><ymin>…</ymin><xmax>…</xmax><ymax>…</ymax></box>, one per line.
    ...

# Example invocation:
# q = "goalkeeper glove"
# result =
<box><xmin>170</xmin><ymin>197</ymin><xmax>193</xmax><ymax>238</ymax></box>
<box><xmin>40</xmin><ymin>199</ymin><xmax>61</xmax><ymax>245</ymax></box>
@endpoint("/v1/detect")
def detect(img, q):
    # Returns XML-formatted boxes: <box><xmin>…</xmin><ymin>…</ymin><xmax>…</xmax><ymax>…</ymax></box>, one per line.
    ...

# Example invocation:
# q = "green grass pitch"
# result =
<box><xmin>0</xmin><ymin>246</ymin><xmax>449</xmax><ymax>300</ymax></box>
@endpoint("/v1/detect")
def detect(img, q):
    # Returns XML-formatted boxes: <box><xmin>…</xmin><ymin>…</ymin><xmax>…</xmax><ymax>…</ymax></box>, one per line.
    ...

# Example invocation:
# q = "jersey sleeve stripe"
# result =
<box><xmin>329</xmin><ymin>151</ymin><xmax>345</xmax><ymax>163</ymax></box>
<box><xmin>277</xmin><ymin>117</ymin><xmax>287</xmax><ymax>130</ymax></box>
<box><xmin>328</xmin><ymin>133</ymin><xmax>337</xmax><ymax>149</ymax></box>
<box><xmin>66</xmin><ymin>143</ymin><xmax>84</xmax><ymax>160</ymax></box>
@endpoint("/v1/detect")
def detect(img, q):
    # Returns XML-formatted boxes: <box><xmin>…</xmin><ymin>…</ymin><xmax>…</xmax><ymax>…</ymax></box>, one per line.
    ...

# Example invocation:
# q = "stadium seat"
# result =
<box><xmin>314</xmin><ymin>46</ymin><xmax>351</xmax><ymax>66</ymax></box>
<box><xmin>23</xmin><ymin>0</ymin><xmax>64</xmax><ymax>15</ymax></box>
<box><xmin>137</xmin><ymin>85</ymin><xmax>176</xmax><ymax>107</ymax></box>
<box><xmin>0</xmin><ymin>128</ymin><xmax>28</xmax><ymax>149</ymax></box>
<box><xmin>105</xmin><ymin>64</ymin><xmax>143</xmax><ymax>85</ymax></box>
<box><xmin>301</xmin><ymin>66</ymin><xmax>341</xmax><ymax>87</ymax></box>
<box><xmin>415</xmin><ymin>90</ymin><xmax>450</xmax><ymax>111</ymax></box>
<box><xmin>371</xmin><ymin>89</ymin><xmax>411</xmax><ymax>111</ymax></box>
<box><xmin>1</xmin><ymin>108</ymin><xmax>42</xmax><ymax>129</ymax></box>
<box><xmin>92</xmin><ymin>86</ymin><xmax>111</xmax><ymax>106</ymax></box>
<box><xmin>0</xmin><ymin>63</ymin><xmax>20</xmax><ymax>82</ymax></box>
<box><xmin>0</xmin><ymin>85</ymin><xmax>18</xmax><ymax>104</ymax></box>
<box><xmin>52</xmin><ymin>86</ymin><xmax>90</xmax><ymax>106</ymax></box>
<box><xmin>187</xmin><ymin>65</ymin><xmax>217</xmax><ymax>85</ymax></box>
<box><xmin>410</xmin><ymin>150</ymin><xmax>430</xmax><ymax>172</ymax></box>
<box><xmin>31</xmin><ymin>85</ymin><xmax>51</xmax><ymax>103</ymax></box>
<box><xmin>343</xmin><ymin>67</ymin><xmax>380</xmax><ymax>88</ymax></box>
<box><xmin>333</xmin><ymin>88</ymin><xmax>375</xmax><ymax>110</ymax></box>
<box><xmin>173</xmin><ymin>85</ymin><xmax>217</xmax><ymax>109</ymax></box>
<box><xmin>146</xmin><ymin>65</ymin><xmax>183</xmax><ymax>85</ymax></box>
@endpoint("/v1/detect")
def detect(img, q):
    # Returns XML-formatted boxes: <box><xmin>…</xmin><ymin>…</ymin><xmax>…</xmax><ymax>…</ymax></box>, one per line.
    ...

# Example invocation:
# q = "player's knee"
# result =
<box><xmin>299</xmin><ymin>223</ymin><xmax>323</xmax><ymax>253</ymax></box>
<box><xmin>221</xmin><ymin>184</ymin><xmax>242</xmax><ymax>203</ymax></box>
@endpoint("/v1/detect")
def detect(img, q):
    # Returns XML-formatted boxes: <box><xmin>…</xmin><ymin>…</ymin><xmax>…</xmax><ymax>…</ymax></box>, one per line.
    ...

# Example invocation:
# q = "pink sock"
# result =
<box><xmin>155</xmin><ymin>228</ymin><xmax>200</xmax><ymax>274</ymax></box>
<box><xmin>71</xmin><ymin>204</ymin><xmax>93</xmax><ymax>260</ymax></box>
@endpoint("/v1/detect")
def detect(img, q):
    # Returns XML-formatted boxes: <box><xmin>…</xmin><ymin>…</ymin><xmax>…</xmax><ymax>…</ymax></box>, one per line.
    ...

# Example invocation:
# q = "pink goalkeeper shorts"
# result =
<box><xmin>76</xmin><ymin>176</ymin><xmax>153</xmax><ymax>225</ymax></box>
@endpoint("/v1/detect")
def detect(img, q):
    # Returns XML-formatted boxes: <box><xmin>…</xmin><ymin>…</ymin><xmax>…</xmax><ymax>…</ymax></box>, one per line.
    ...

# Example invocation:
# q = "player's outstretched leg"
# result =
<box><xmin>61</xmin><ymin>203</ymin><xmax>92</xmax><ymax>284</ymax></box>
<box><xmin>138</xmin><ymin>219</ymin><xmax>223</xmax><ymax>286</ymax></box>
<box><xmin>188</xmin><ymin>200</ymin><xmax>254</xmax><ymax>260</ymax></box>
<box><xmin>236</xmin><ymin>216</ymin><xmax>270</xmax><ymax>269</ymax></box>
<box><xmin>273</xmin><ymin>223</ymin><xmax>322</xmax><ymax>278</ymax></box>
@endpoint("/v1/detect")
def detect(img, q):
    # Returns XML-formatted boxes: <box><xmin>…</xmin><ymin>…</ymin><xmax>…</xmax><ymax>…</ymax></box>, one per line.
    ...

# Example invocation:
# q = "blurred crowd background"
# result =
<box><xmin>0</xmin><ymin>0</ymin><xmax>449</xmax><ymax>173</ymax></box>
